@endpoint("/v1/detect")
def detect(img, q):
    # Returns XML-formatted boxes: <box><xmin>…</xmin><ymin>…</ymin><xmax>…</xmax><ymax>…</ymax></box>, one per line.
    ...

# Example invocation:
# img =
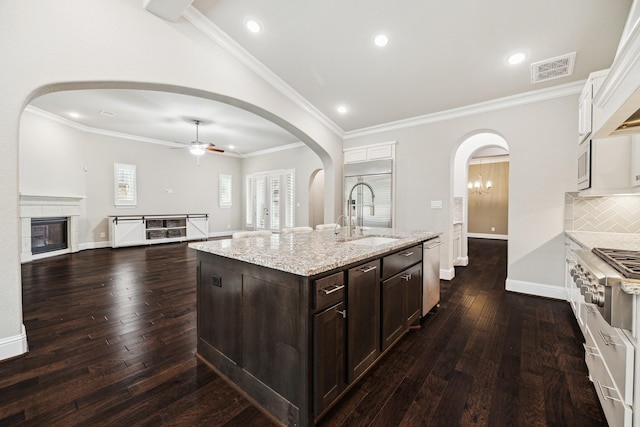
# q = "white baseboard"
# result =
<box><xmin>440</xmin><ymin>267</ymin><xmax>455</xmax><ymax>281</ymax></box>
<box><xmin>505</xmin><ymin>278</ymin><xmax>566</xmax><ymax>300</ymax></box>
<box><xmin>468</xmin><ymin>233</ymin><xmax>508</xmax><ymax>240</ymax></box>
<box><xmin>453</xmin><ymin>256</ymin><xmax>469</xmax><ymax>266</ymax></box>
<box><xmin>79</xmin><ymin>241</ymin><xmax>111</xmax><ymax>251</ymax></box>
<box><xmin>0</xmin><ymin>325</ymin><xmax>28</xmax><ymax>361</ymax></box>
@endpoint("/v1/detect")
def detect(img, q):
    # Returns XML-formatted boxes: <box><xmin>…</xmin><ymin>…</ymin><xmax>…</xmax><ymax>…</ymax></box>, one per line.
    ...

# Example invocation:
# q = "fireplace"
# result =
<box><xmin>20</xmin><ymin>195</ymin><xmax>83</xmax><ymax>262</ymax></box>
<box><xmin>31</xmin><ymin>217</ymin><xmax>68</xmax><ymax>255</ymax></box>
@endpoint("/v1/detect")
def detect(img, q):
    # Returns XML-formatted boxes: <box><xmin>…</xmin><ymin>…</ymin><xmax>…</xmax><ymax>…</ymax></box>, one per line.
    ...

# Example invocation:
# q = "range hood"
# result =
<box><xmin>593</xmin><ymin>3</ymin><xmax>640</xmax><ymax>138</ymax></box>
<box><xmin>614</xmin><ymin>108</ymin><xmax>640</xmax><ymax>134</ymax></box>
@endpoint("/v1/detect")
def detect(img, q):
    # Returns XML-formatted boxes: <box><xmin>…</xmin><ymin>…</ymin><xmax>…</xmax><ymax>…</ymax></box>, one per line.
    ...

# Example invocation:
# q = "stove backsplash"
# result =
<box><xmin>565</xmin><ymin>193</ymin><xmax>640</xmax><ymax>233</ymax></box>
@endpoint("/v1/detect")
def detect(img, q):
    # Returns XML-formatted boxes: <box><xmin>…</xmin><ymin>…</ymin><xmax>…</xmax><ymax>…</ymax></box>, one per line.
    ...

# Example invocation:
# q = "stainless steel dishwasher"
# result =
<box><xmin>422</xmin><ymin>237</ymin><xmax>442</xmax><ymax>316</ymax></box>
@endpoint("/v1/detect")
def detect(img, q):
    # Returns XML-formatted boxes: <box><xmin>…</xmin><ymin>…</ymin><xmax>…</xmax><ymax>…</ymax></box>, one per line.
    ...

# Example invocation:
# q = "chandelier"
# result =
<box><xmin>468</xmin><ymin>159</ymin><xmax>492</xmax><ymax>195</ymax></box>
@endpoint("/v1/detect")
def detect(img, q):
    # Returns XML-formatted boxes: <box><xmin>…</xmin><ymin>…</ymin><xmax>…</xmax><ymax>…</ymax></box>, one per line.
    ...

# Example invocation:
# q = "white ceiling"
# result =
<box><xmin>28</xmin><ymin>0</ymin><xmax>632</xmax><ymax>154</ymax></box>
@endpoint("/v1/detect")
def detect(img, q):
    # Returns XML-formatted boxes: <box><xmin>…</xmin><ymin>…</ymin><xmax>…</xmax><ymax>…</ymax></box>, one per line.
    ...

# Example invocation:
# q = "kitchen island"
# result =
<box><xmin>189</xmin><ymin>227</ymin><xmax>439</xmax><ymax>427</ymax></box>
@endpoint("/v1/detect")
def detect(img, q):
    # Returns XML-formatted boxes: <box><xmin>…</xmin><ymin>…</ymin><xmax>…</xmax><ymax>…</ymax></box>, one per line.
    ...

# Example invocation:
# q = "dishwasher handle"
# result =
<box><xmin>424</xmin><ymin>240</ymin><xmax>442</xmax><ymax>250</ymax></box>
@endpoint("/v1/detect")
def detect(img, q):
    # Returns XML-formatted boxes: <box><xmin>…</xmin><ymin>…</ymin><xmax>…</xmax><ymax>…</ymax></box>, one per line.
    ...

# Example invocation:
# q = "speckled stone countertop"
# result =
<box><xmin>189</xmin><ymin>228</ymin><xmax>440</xmax><ymax>276</ymax></box>
<box><xmin>565</xmin><ymin>231</ymin><xmax>640</xmax><ymax>251</ymax></box>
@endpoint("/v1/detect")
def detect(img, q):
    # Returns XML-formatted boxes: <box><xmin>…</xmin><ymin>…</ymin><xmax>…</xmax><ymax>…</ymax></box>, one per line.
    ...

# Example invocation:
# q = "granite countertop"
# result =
<box><xmin>565</xmin><ymin>231</ymin><xmax>640</xmax><ymax>251</ymax></box>
<box><xmin>189</xmin><ymin>227</ymin><xmax>440</xmax><ymax>276</ymax></box>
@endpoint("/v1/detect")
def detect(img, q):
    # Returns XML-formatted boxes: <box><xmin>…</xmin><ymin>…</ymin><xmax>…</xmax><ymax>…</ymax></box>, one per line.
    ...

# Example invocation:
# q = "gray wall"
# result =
<box><xmin>345</xmin><ymin>95</ymin><xmax>577</xmax><ymax>292</ymax></box>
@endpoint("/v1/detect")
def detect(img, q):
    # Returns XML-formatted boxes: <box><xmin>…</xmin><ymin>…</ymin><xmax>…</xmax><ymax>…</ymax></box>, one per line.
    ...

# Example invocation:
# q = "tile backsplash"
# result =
<box><xmin>565</xmin><ymin>193</ymin><xmax>640</xmax><ymax>233</ymax></box>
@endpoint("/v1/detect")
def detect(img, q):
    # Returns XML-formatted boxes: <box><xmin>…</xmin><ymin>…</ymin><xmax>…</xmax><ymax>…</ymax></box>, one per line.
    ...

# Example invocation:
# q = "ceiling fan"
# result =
<box><xmin>173</xmin><ymin>120</ymin><xmax>224</xmax><ymax>156</ymax></box>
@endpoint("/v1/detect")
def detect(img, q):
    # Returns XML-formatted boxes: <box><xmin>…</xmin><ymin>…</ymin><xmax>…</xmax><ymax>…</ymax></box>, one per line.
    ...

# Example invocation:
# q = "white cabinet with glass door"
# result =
<box><xmin>245</xmin><ymin>170</ymin><xmax>295</xmax><ymax>232</ymax></box>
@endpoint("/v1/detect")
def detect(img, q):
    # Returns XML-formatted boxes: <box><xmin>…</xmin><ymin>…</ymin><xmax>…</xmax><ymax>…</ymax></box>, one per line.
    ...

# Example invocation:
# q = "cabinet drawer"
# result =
<box><xmin>382</xmin><ymin>244</ymin><xmax>422</xmax><ymax>279</ymax></box>
<box><xmin>584</xmin><ymin>304</ymin><xmax>634</xmax><ymax>405</ymax></box>
<box><xmin>584</xmin><ymin>327</ymin><xmax>633</xmax><ymax>427</ymax></box>
<box><xmin>314</xmin><ymin>272</ymin><xmax>345</xmax><ymax>311</ymax></box>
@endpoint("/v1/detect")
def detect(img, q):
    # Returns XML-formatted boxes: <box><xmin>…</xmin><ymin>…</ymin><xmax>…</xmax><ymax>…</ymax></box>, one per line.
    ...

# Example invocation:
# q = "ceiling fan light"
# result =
<box><xmin>190</xmin><ymin>145</ymin><xmax>205</xmax><ymax>156</ymax></box>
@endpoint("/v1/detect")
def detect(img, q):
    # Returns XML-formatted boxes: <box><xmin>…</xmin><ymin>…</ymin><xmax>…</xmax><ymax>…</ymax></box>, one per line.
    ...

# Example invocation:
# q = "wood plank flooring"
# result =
<box><xmin>0</xmin><ymin>238</ymin><xmax>605</xmax><ymax>426</ymax></box>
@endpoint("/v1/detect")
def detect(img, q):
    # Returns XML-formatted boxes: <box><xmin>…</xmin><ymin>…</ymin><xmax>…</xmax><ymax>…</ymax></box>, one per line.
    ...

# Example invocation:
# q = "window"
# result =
<box><xmin>219</xmin><ymin>174</ymin><xmax>232</xmax><ymax>208</ymax></box>
<box><xmin>245</xmin><ymin>176</ymin><xmax>253</xmax><ymax>226</ymax></box>
<box><xmin>114</xmin><ymin>163</ymin><xmax>137</xmax><ymax>207</ymax></box>
<box><xmin>245</xmin><ymin>169</ymin><xmax>295</xmax><ymax>230</ymax></box>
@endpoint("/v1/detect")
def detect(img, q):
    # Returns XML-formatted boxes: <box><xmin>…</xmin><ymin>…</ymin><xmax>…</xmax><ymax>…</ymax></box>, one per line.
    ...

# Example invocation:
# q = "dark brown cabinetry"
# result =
<box><xmin>346</xmin><ymin>259</ymin><xmax>380</xmax><ymax>383</ymax></box>
<box><xmin>381</xmin><ymin>246</ymin><xmax>423</xmax><ymax>351</ymax></box>
<box><xmin>313</xmin><ymin>301</ymin><xmax>345</xmax><ymax>415</ymax></box>
<box><xmin>313</xmin><ymin>271</ymin><xmax>346</xmax><ymax>416</ymax></box>
<box><xmin>196</xmin><ymin>238</ymin><xmax>431</xmax><ymax>427</ymax></box>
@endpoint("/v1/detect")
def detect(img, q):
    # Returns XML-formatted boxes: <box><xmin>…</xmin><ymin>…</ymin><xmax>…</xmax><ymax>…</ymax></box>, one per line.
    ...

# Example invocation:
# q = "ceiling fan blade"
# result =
<box><xmin>206</xmin><ymin>147</ymin><xmax>225</xmax><ymax>153</ymax></box>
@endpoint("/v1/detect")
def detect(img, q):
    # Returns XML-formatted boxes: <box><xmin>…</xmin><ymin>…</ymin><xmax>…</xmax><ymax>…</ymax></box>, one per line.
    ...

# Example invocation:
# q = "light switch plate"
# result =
<box><xmin>431</xmin><ymin>200</ymin><xmax>443</xmax><ymax>209</ymax></box>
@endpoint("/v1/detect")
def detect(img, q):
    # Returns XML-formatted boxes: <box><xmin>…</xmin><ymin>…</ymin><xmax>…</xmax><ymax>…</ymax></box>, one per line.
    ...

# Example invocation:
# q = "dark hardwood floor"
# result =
<box><xmin>0</xmin><ymin>238</ymin><xmax>605</xmax><ymax>426</ymax></box>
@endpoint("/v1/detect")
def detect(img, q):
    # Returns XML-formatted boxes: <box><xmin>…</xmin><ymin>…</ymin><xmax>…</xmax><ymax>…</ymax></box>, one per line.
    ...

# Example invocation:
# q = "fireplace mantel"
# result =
<box><xmin>19</xmin><ymin>195</ymin><xmax>85</xmax><ymax>262</ymax></box>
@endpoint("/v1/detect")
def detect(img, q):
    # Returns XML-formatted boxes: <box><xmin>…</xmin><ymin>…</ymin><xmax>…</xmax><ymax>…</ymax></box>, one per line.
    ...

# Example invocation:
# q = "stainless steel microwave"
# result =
<box><xmin>577</xmin><ymin>139</ymin><xmax>591</xmax><ymax>190</ymax></box>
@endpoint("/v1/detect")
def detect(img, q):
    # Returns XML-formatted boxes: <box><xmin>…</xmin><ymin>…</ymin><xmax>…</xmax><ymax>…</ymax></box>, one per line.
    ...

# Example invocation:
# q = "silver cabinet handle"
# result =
<box><xmin>597</xmin><ymin>380</ymin><xmax>622</xmax><ymax>402</ymax></box>
<box><xmin>322</xmin><ymin>284</ymin><xmax>344</xmax><ymax>295</ymax></box>
<box><xmin>583</xmin><ymin>344</ymin><xmax>600</xmax><ymax>357</ymax></box>
<box><xmin>360</xmin><ymin>265</ymin><xmax>377</xmax><ymax>273</ymax></box>
<box><xmin>401</xmin><ymin>273</ymin><xmax>412</xmax><ymax>281</ymax></box>
<box><xmin>401</xmin><ymin>251</ymin><xmax>414</xmax><ymax>257</ymax></box>
<box><xmin>598</xmin><ymin>330</ymin><xmax>623</xmax><ymax>346</ymax></box>
<box><xmin>337</xmin><ymin>309</ymin><xmax>347</xmax><ymax>319</ymax></box>
<box><xmin>585</xmin><ymin>305</ymin><xmax>597</xmax><ymax>314</ymax></box>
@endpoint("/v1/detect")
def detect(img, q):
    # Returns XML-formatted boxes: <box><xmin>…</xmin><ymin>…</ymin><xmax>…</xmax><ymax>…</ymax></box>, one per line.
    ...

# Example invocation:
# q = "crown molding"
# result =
<box><xmin>243</xmin><ymin>142</ymin><xmax>307</xmax><ymax>158</ymax></box>
<box><xmin>24</xmin><ymin>105</ymin><xmax>244</xmax><ymax>157</ymax></box>
<box><xmin>25</xmin><ymin>105</ymin><xmax>306</xmax><ymax>158</ymax></box>
<box><xmin>344</xmin><ymin>80</ymin><xmax>585</xmax><ymax>139</ymax></box>
<box><xmin>182</xmin><ymin>6</ymin><xmax>344</xmax><ymax>138</ymax></box>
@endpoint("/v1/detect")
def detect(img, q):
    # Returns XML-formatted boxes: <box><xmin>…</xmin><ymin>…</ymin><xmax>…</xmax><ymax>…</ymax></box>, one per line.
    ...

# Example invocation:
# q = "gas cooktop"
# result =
<box><xmin>592</xmin><ymin>247</ymin><xmax>640</xmax><ymax>280</ymax></box>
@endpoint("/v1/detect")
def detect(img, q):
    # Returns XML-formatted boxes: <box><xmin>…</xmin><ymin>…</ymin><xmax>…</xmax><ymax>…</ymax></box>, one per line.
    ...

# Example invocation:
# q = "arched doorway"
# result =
<box><xmin>452</xmin><ymin>132</ymin><xmax>510</xmax><ymax>272</ymax></box>
<box><xmin>309</xmin><ymin>169</ymin><xmax>325</xmax><ymax>228</ymax></box>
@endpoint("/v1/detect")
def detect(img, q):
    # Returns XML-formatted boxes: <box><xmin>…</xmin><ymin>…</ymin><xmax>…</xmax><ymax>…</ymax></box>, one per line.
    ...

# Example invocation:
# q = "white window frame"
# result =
<box><xmin>245</xmin><ymin>169</ymin><xmax>295</xmax><ymax>230</ymax></box>
<box><xmin>114</xmin><ymin>163</ymin><xmax>137</xmax><ymax>208</ymax></box>
<box><xmin>219</xmin><ymin>174</ymin><xmax>232</xmax><ymax>208</ymax></box>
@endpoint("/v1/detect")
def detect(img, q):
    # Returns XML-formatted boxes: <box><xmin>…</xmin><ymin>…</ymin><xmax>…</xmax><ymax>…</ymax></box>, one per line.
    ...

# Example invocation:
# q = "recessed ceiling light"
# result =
<box><xmin>246</xmin><ymin>18</ymin><xmax>262</xmax><ymax>33</ymax></box>
<box><xmin>374</xmin><ymin>34</ymin><xmax>389</xmax><ymax>47</ymax></box>
<box><xmin>68</xmin><ymin>112</ymin><xmax>80</xmax><ymax>119</ymax></box>
<box><xmin>228</xmin><ymin>145</ymin><xmax>235</xmax><ymax>150</ymax></box>
<box><xmin>507</xmin><ymin>52</ymin><xmax>526</xmax><ymax>65</ymax></box>
<box><xmin>337</xmin><ymin>105</ymin><xmax>349</xmax><ymax>114</ymax></box>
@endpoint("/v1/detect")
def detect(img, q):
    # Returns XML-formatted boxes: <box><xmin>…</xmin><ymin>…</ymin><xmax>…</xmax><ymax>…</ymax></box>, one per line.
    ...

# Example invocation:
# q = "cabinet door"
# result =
<box><xmin>347</xmin><ymin>260</ymin><xmax>380</xmax><ymax>383</ymax></box>
<box><xmin>111</xmin><ymin>217</ymin><xmax>145</xmax><ymax>247</ymax></box>
<box><xmin>404</xmin><ymin>264</ymin><xmax>422</xmax><ymax>326</ymax></box>
<box><xmin>381</xmin><ymin>275</ymin><xmax>404</xmax><ymax>351</ymax></box>
<box><xmin>314</xmin><ymin>302</ymin><xmax>345</xmax><ymax>415</ymax></box>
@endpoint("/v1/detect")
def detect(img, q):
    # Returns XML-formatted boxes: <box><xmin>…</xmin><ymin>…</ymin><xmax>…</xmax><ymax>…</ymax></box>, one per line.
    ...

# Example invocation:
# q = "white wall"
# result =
<box><xmin>345</xmin><ymin>95</ymin><xmax>577</xmax><ymax>298</ymax></box>
<box><xmin>0</xmin><ymin>0</ymin><xmax>343</xmax><ymax>359</ymax></box>
<box><xmin>242</xmin><ymin>145</ymin><xmax>324</xmax><ymax>227</ymax></box>
<box><xmin>20</xmin><ymin>110</ymin><xmax>243</xmax><ymax>246</ymax></box>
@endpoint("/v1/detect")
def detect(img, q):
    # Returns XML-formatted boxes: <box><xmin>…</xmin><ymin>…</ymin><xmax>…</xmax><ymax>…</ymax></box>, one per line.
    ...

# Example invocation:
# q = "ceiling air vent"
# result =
<box><xmin>530</xmin><ymin>52</ymin><xmax>576</xmax><ymax>84</ymax></box>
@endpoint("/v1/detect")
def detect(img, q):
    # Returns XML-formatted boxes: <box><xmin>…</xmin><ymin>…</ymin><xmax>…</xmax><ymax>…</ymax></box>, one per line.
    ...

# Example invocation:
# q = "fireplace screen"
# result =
<box><xmin>31</xmin><ymin>217</ymin><xmax>68</xmax><ymax>255</ymax></box>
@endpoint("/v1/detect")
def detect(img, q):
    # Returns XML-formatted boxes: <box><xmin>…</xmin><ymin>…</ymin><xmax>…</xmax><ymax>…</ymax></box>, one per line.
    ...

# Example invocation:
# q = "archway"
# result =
<box><xmin>309</xmin><ymin>169</ymin><xmax>325</xmax><ymax>228</ymax></box>
<box><xmin>452</xmin><ymin>132</ymin><xmax>510</xmax><ymax>274</ymax></box>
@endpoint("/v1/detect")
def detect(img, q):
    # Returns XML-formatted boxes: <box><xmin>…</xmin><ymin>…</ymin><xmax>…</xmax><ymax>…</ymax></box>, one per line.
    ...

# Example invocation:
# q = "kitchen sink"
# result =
<box><xmin>347</xmin><ymin>236</ymin><xmax>399</xmax><ymax>246</ymax></box>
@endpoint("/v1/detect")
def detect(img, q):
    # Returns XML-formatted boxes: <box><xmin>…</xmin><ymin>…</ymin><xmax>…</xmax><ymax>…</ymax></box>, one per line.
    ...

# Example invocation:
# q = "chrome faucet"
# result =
<box><xmin>347</xmin><ymin>182</ymin><xmax>375</xmax><ymax>237</ymax></box>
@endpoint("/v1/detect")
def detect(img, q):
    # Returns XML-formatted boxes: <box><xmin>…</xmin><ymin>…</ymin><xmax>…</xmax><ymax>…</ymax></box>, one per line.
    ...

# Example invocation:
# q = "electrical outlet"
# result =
<box><xmin>100</xmin><ymin>232</ymin><xmax>106</xmax><ymax>238</ymax></box>
<box><xmin>491</xmin><ymin>227</ymin><xmax>496</xmax><ymax>232</ymax></box>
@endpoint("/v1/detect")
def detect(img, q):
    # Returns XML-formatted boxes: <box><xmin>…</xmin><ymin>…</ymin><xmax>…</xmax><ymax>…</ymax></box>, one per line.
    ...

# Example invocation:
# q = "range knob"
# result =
<box><xmin>580</xmin><ymin>284</ymin><xmax>589</xmax><ymax>295</ymax></box>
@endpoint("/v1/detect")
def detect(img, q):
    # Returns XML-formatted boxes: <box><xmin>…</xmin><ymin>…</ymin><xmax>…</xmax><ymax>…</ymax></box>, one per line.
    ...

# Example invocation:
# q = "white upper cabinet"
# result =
<box><xmin>344</xmin><ymin>142</ymin><xmax>395</xmax><ymax>164</ymax></box>
<box><xmin>578</xmin><ymin>70</ymin><xmax>609</xmax><ymax>144</ymax></box>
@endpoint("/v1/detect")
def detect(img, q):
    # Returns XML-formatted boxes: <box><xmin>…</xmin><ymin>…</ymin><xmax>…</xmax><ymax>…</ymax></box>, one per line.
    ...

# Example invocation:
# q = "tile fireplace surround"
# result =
<box><xmin>19</xmin><ymin>195</ymin><xmax>83</xmax><ymax>263</ymax></box>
